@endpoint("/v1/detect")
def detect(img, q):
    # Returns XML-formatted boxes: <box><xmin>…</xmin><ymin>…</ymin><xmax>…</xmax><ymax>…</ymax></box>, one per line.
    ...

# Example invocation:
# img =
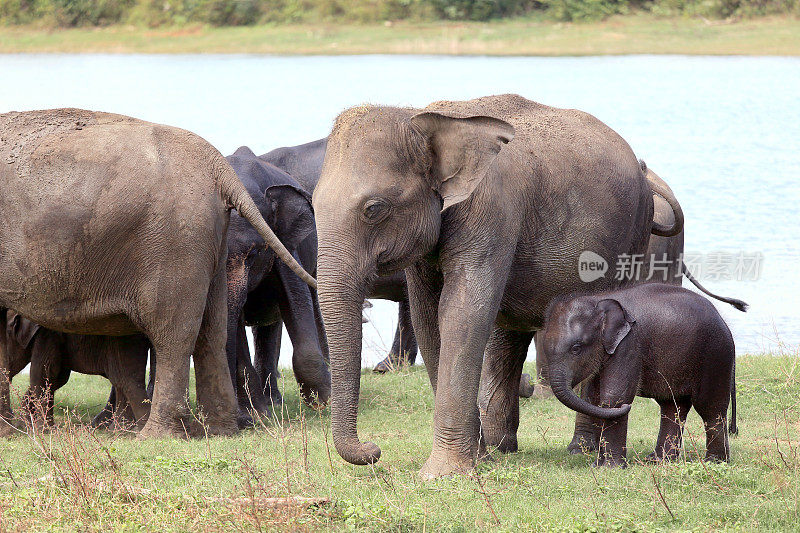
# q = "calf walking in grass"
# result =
<box><xmin>540</xmin><ymin>283</ymin><xmax>739</xmax><ymax>467</ymax></box>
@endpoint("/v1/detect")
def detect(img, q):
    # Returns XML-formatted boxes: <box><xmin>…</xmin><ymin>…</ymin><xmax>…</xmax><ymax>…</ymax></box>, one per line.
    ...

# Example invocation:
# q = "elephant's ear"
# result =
<box><xmin>6</xmin><ymin>311</ymin><xmax>40</xmax><ymax>349</ymax></box>
<box><xmin>596</xmin><ymin>299</ymin><xmax>635</xmax><ymax>355</ymax></box>
<box><xmin>265</xmin><ymin>184</ymin><xmax>316</xmax><ymax>252</ymax></box>
<box><xmin>410</xmin><ymin>112</ymin><xmax>514</xmax><ymax>211</ymax></box>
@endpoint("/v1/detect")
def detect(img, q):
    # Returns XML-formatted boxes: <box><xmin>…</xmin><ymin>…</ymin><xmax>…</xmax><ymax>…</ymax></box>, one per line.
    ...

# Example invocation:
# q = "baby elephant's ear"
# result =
<box><xmin>6</xmin><ymin>311</ymin><xmax>40</xmax><ymax>349</ymax></box>
<box><xmin>597</xmin><ymin>299</ymin><xmax>635</xmax><ymax>355</ymax></box>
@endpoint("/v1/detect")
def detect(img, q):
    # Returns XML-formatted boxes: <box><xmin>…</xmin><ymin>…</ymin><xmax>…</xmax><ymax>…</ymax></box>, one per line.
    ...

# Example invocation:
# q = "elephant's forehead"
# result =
<box><xmin>558</xmin><ymin>301</ymin><xmax>596</xmax><ymax>335</ymax></box>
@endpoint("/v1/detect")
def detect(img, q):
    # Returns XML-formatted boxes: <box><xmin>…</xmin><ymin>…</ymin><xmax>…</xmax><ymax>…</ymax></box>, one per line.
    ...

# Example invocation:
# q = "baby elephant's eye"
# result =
<box><xmin>362</xmin><ymin>198</ymin><xmax>390</xmax><ymax>223</ymax></box>
<box><xmin>570</xmin><ymin>343</ymin><xmax>582</xmax><ymax>354</ymax></box>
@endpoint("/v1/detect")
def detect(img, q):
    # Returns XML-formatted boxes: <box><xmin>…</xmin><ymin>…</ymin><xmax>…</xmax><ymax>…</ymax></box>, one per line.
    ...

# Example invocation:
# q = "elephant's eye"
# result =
<box><xmin>362</xmin><ymin>198</ymin><xmax>390</xmax><ymax>223</ymax></box>
<box><xmin>570</xmin><ymin>343</ymin><xmax>582</xmax><ymax>354</ymax></box>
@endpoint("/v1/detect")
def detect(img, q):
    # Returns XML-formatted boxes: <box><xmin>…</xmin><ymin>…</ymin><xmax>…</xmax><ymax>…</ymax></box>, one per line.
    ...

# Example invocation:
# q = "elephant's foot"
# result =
<box><xmin>0</xmin><ymin>416</ymin><xmax>20</xmax><ymax>438</ymax></box>
<box><xmin>373</xmin><ymin>351</ymin><xmax>415</xmax><ymax>373</ymax></box>
<box><xmin>482</xmin><ymin>427</ymin><xmax>518</xmax><ymax>454</ymax></box>
<box><xmin>518</xmin><ymin>373</ymin><xmax>536</xmax><ymax>398</ymax></box>
<box><xmin>532</xmin><ymin>384</ymin><xmax>554</xmax><ymax>399</ymax></box>
<box><xmin>594</xmin><ymin>453</ymin><xmax>628</xmax><ymax>468</ymax></box>
<box><xmin>419</xmin><ymin>450</ymin><xmax>476</xmax><ymax>480</ymax></box>
<box><xmin>199</xmin><ymin>418</ymin><xmax>239</xmax><ymax>437</ymax></box>
<box><xmin>645</xmin><ymin>451</ymin><xmax>676</xmax><ymax>464</ymax></box>
<box><xmin>91</xmin><ymin>405</ymin><xmax>115</xmax><ymax>429</ymax></box>
<box><xmin>138</xmin><ymin>415</ymin><xmax>193</xmax><ymax>439</ymax></box>
<box><xmin>237</xmin><ymin>408</ymin><xmax>256</xmax><ymax>429</ymax></box>
<box><xmin>373</xmin><ymin>353</ymin><xmax>403</xmax><ymax>373</ymax></box>
<box><xmin>567</xmin><ymin>433</ymin><xmax>598</xmax><ymax>455</ymax></box>
<box><xmin>299</xmin><ymin>382</ymin><xmax>331</xmax><ymax>409</ymax></box>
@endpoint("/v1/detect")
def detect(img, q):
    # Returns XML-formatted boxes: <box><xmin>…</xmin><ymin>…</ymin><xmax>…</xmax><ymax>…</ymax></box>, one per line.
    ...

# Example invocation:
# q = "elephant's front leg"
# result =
<box><xmin>374</xmin><ymin>298</ymin><xmax>419</xmax><ymax>373</ymax></box>
<box><xmin>235</xmin><ymin>319</ymin><xmax>270</xmax><ymax>425</ymax></box>
<box><xmin>275</xmin><ymin>259</ymin><xmax>331</xmax><ymax>407</ymax></box>
<box><xmin>479</xmin><ymin>327</ymin><xmax>534</xmax><ymax>453</ymax></box>
<box><xmin>253</xmin><ymin>322</ymin><xmax>283</xmax><ymax>408</ymax></box>
<box><xmin>420</xmin><ymin>266</ymin><xmax>506</xmax><ymax>479</ymax></box>
<box><xmin>405</xmin><ymin>262</ymin><xmax>443</xmax><ymax>393</ymax></box>
<box><xmin>568</xmin><ymin>382</ymin><xmax>600</xmax><ymax>455</ymax></box>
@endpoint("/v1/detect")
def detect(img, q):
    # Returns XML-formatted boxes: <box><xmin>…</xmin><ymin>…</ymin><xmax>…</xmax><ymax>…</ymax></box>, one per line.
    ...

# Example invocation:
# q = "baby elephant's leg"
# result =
<box><xmin>594</xmin><ymin>378</ymin><xmax>638</xmax><ymax>467</ymax></box>
<box><xmin>694</xmin><ymin>401</ymin><xmax>731</xmax><ymax>462</ymax></box>
<box><xmin>649</xmin><ymin>398</ymin><xmax>691</xmax><ymax>462</ymax></box>
<box><xmin>596</xmin><ymin>413</ymin><xmax>630</xmax><ymax>467</ymax></box>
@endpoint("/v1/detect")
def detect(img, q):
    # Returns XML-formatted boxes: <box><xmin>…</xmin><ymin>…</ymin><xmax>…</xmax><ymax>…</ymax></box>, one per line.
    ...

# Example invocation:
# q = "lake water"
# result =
<box><xmin>1</xmin><ymin>54</ymin><xmax>798</xmax><ymax>364</ymax></box>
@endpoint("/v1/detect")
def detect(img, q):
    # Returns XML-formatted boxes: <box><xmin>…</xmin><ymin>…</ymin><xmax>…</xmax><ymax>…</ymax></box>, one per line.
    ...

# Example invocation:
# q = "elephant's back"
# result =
<box><xmin>0</xmin><ymin>109</ymin><xmax>230</xmax><ymax>333</ymax></box>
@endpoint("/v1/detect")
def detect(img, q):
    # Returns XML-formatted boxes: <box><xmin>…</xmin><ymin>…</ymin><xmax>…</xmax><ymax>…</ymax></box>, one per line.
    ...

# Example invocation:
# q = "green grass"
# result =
<box><xmin>0</xmin><ymin>354</ymin><xmax>799</xmax><ymax>531</ymax></box>
<box><xmin>1</xmin><ymin>15</ymin><xmax>799</xmax><ymax>55</ymax></box>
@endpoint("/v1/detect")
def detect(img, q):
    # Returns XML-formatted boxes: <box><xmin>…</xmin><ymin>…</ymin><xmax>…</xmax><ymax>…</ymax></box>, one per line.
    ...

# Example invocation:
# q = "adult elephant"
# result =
<box><xmin>312</xmin><ymin>94</ymin><xmax>683</xmax><ymax>478</ymax></box>
<box><xmin>0</xmin><ymin>109</ymin><xmax>315</xmax><ymax>438</ymax></box>
<box><xmin>262</xmin><ymin>139</ymin><xmax>418</xmax><ymax>371</ymax></box>
<box><xmin>224</xmin><ymin>147</ymin><xmax>330</xmax><ymax>426</ymax></box>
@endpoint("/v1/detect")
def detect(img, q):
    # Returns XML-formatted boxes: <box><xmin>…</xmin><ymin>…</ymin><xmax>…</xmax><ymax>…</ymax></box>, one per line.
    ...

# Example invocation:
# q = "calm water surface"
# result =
<box><xmin>1</xmin><ymin>54</ymin><xmax>798</xmax><ymax>364</ymax></box>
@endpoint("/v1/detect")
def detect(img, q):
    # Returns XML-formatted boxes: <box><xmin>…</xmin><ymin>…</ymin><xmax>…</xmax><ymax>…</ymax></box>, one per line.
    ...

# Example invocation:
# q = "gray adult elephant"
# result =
<box><xmin>261</xmin><ymin>139</ymin><xmax>418</xmax><ymax>371</ymax></box>
<box><xmin>312</xmin><ymin>94</ymin><xmax>683</xmax><ymax>478</ymax></box>
<box><xmin>0</xmin><ymin>109</ymin><xmax>315</xmax><ymax>438</ymax></box>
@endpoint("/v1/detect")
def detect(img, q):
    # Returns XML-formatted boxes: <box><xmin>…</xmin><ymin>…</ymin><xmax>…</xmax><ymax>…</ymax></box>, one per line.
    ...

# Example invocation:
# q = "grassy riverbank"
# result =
<box><xmin>0</xmin><ymin>15</ymin><xmax>799</xmax><ymax>55</ymax></box>
<box><xmin>0</xmin><ymin>354</ymin><xmax>798</xmax><ymax>531</ymax></box>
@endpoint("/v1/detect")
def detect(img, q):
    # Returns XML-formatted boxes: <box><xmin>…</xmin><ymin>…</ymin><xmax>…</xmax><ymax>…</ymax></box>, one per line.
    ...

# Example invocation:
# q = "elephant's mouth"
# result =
<box><xmin>375</xmin><ymin>254</ymin><xmax>406</xmax><ymax>277</ymax></box>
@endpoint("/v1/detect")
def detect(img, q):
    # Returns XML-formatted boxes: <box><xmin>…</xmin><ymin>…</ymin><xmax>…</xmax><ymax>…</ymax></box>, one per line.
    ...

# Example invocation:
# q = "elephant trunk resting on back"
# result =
<box><xmin>0</xmin><ymin>109</ymin><xmax>315</xmax><ymax>438</ymax></box>
<box><xmin>261</xmin><ymin>139</ymin><xmax>419</xmax><ymax>371</ymax></box>
<box><xmin>312</xmin><ymin>94</ymin><xmax>681</xmax><ymax>478</ymax></box>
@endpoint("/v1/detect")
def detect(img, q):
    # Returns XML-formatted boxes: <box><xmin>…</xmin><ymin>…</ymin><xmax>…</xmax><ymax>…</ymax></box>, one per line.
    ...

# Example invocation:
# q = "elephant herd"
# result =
<box><xmin>0</xmin><ymin>95</ymin><xmax>746</xmax><ymax>479</ymax></box>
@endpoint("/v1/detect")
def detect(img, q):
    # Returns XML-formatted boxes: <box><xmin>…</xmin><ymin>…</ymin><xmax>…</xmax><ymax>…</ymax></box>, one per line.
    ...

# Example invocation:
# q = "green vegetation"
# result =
<box><xmin>0</xmin><ymin>354</ymin><xmax>798</xmax><ymax>531</ymax></box>
<box><xmin>0</xmin><ymin>0</ymin><xmax>797</xmax><ymax>27</ymax></box>
<box><xmin>1</xmin><ymin>15</ymin><xmax>799</xmax><ymax>55</ymax></box>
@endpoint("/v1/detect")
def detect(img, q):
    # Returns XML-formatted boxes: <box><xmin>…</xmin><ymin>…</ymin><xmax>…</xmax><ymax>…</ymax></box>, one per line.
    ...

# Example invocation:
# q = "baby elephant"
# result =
<box><xmin>0</xmin><ymin>310</ymin><xmax>150</xmax><ymax>430</ymax></box>
<box><xmin>541</xmin><ymin>283</ymin><xmax>736</xmax><ymax>467</ymax></box>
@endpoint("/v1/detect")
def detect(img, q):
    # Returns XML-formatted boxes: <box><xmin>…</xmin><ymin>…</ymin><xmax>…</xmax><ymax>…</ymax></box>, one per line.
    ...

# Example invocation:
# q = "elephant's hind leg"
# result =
<box><xmin>139</xmin><ymin>293</ymin><xmax>208</xmax><ymax>438</ymax></box>
<box><xmin>139</xmin><ymin>333</ymin><xmax>193</xmax><ymax>438</ymax></box>
<box><xmin>193</xmin><ymin>264</ymin><xmax>239</xmax><ymax>437</ymax></box>
<box><xmin>479</xmin><ymin>327</ymin><xmax>534</xmax><ymax>453</ymax></box>
<box><xmin>648</xmin><ymin>398</ymin><xmax>691</xmax><ymax>462</ymax></box>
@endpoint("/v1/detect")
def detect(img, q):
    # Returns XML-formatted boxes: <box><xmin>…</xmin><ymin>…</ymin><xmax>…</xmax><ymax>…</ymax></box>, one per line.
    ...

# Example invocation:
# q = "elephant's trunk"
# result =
<box><xmin>646</xmin><ymin>171</ymin><xmax>684</xmax><ymax>238</ymax></box>
<box><xmin>550</xmin><ymin>369</ymin><xmax>631</xmax><ymax>420</ymax></box>
<box><xmin>317</xmin><ymin>254</ymin><xmax>381</xmax><ymax>465</ymax></box>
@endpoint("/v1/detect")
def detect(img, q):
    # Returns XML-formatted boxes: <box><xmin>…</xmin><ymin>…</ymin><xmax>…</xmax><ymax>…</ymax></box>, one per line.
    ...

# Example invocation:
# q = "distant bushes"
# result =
<box><xmin>0</xmin><ymin>0</ymin><xmax>796</xmax><ymax>26</ymax></box>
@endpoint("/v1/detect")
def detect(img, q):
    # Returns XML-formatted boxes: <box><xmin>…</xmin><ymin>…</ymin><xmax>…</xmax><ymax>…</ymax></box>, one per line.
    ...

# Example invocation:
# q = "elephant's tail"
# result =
<box><xmin>214</xmin><ymin>155</ymin><xmax>317</xmax><ymax>289</ymax></box>
<box><xmin>729</xmin><ymin>359</ymin><xmax>738</xmax><ymax>435</ymax></box>
<box><xmin>681</xmin><ymin>264</ymin><xmax>748</xmax><ymax>312</ymax></box>
<box><xmin>641</xmin><ymin>160</ymin><xmax>684</xmax><ymax>237</ymax></box>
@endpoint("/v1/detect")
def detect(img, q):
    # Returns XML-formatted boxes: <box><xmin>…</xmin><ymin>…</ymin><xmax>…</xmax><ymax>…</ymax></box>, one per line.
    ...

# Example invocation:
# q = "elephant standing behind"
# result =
<box><xmin>312</xmin><ymin>94</ymin><xmax>683</xmax><ymax>478</ymax></box>
<box><xmin>0</xmin><ymin>109</ymin><xmax>315</xmax><ymax>438</ymax></box>
<box><xmin>224</xmin><ymin>147</ymin><xmax>331</xmax><ymax>426</ymax></box>
<box><xmin>261</xmin><ymin>139</ymin><xmax>418</xmax><ymax>371</ymax></box>
<box><xmin>0</xmin><ymin>310</ymin><xmax>149</xmax><ymax>429</ymax></box>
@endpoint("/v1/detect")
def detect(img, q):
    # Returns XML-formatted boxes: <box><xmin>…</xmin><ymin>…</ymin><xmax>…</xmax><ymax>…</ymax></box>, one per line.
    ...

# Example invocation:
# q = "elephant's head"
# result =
<box><xmin>541</xmin><ymin>297</ymin><xmax>635</xmax><ymax>419</ymax></box>
<box><xmin>226</xmin><ymin>147</ymin><xmax>317</xmax><ymax>307</ymax></box>
<box><xmin>312</xmin><ymin>106</ymin><xmax>514</xmax><ymax>465</ymax></box>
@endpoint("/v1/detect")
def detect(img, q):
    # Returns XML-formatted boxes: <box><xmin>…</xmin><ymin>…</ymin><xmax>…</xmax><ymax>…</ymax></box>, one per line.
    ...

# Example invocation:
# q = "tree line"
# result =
<box><xmin>0</xmin><ymin>0</ymin><xmax>797</xmax><ymax>27</ymax></box>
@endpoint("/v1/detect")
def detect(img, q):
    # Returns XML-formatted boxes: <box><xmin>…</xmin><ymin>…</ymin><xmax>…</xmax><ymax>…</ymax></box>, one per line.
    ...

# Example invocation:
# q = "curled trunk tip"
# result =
<box><xmin>333</xmin><ymin>437</ymin><xmax>382</xmax><ymax>465</ymax></box>
<box><xmin>551</xmin><ymin>372</ymin><xmax>631</xmax><ymax>419</ymax></box>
